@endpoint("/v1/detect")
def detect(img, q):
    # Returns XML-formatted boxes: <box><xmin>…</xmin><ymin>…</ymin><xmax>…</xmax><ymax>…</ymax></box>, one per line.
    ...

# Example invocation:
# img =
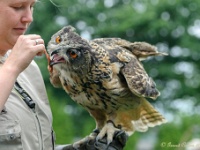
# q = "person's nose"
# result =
<box><xmin>21</xmin><ymin>8</ymin><xmax>33</xmax><ymax>23</ymax></box>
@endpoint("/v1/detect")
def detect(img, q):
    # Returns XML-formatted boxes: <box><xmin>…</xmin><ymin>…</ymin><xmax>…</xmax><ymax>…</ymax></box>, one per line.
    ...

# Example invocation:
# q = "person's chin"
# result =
<box><xmin>9</xmin><ymin>36</ymin><xmax>21</xmax><ymax>47</ymax></box>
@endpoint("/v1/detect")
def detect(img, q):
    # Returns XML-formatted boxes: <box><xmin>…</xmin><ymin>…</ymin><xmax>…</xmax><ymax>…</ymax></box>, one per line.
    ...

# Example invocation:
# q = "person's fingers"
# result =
<box><xmin>26</xmin><ymin>35</ymin><xmax>46</xmax><ymax>55</ymax></box>
<box><xmin>33</xmin><ymin>38</ymin><xmax>45</xmax><ymax>46</ymax></box>
<box><xmin>36</xmin><ymin>49</ymin><xmax>46</xmax><ymax>56</ymax></box>
<box><xmin>26</xmin><ymin>34</ymin><xmax>42</xmax><ymax>40</ymax></box>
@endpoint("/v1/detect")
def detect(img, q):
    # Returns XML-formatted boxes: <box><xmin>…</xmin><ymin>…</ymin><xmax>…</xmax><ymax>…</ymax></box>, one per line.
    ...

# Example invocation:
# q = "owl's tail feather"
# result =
<box><xmin>129</xmin><ymin>98</ymin><xmax>167</xmax><ymax>135</ymax></box>
<box><xmin>116</xmin><ymin>98</ymin><xmax>166</xmax><ymax>136</ymax></box>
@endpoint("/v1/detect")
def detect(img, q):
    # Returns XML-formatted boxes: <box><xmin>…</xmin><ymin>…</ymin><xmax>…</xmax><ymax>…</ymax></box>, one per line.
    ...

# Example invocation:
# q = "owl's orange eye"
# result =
<box><xmin>69</xmin><ymin>51</ymin><xmax>78</xmax><ymax>59</ymax></box>
<box><xmin>55</xmin><ymin>36</ymin><xmax>61</xmax><ymax>44</ymax></box>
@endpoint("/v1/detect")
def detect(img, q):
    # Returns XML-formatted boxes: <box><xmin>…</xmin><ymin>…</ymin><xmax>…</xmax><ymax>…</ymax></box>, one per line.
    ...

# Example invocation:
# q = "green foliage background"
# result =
<box><xmin>29</xmin><ymin>0</ymin><xmax>200</xmax><ymax>149</ymax></box>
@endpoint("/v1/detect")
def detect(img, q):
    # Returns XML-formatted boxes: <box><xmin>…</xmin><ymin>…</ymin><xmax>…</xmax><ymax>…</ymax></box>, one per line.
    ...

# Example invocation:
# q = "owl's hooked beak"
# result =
<box><xmin>49</xmin><ymin>49</ymin><xmax>66</xmax><ymax>66</ymax></box>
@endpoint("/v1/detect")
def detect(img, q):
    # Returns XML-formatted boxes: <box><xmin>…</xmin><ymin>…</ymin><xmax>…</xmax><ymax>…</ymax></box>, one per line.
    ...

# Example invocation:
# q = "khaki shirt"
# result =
<box><xmin>0</xmin><ymin>60</ymin><xmax>55</xmax><ymax>150</ymax></box>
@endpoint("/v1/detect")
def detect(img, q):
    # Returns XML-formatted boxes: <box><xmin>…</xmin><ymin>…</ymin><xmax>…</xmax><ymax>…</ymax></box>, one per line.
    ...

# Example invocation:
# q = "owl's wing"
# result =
<box><xmin>92</xmin><ymin>38</ymin><xmax>162</xmax><ymax>99</ymax></box>
<box><xmin>118</xmin><ymin>53</ymin><xmax>160</xmax><ymax>100</ymax></box>
<box><xmin>92</xmin><ymin>38</ymin><xmax>167</xmax><ymax>61</ymax></box>
<box><xmin>118</xmin><ymin>41</ymin><xmax>168</xmax><ymax>61</ymax></box>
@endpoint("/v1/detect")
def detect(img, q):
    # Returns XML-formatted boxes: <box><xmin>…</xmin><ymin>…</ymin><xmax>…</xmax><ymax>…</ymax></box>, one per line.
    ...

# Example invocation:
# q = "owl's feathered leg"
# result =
<box><xmin>96</xmin><ymin>120</ymin><xmax>121</xmax><ymax>146</ymax></box>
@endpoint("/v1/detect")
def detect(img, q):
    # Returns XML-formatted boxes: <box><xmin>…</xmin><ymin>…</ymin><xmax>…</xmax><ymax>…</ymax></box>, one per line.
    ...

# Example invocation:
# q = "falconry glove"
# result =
<box><xmin>60</xmin><ymin>130</ymin><xmax>128</xmax><ymax>150</ymax></box>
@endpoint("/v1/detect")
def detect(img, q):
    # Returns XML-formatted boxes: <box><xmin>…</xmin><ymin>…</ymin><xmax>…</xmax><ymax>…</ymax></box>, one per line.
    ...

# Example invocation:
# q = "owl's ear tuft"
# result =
<box><xmin>63</xmin><ymin>26</ymin><xmax>76</xmax><ymax>33</ymax></box>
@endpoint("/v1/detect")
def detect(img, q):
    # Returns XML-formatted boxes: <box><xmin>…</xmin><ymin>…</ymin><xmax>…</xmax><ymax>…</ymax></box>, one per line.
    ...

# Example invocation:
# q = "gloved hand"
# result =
<box><xmin>60</xmin><ymin>130</ymin><xmax>128</xmax><ymax>150</ymax></box>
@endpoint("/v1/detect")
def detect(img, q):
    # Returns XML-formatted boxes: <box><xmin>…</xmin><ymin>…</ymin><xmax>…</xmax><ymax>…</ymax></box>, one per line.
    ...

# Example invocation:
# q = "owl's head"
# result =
<box><xmin>47</xmin><ymin>26</ymin><xmax>92</xmax><ymax>74</ymax></box>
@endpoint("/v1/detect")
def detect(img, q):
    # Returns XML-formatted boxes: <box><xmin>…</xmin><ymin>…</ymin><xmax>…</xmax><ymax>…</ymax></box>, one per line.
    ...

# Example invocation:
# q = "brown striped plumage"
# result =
<box><xmin>46</xmin><ymin>26</ymin><xmax>167</xmax><ymax>148</ymax></box>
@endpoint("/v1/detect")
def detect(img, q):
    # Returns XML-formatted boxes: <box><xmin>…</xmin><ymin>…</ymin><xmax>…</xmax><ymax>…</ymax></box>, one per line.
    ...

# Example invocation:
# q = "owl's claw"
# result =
<box><xmin>96</xmin><ymin>120</ymin><xmax>120</xmax><ymax>145</ymax></box>
<box><xmin>94</xmin><ymin>130</ymin><xmax>128</xmax><ymax>150</ymax></box>
<box><xmin>72</xmin><ymin>130</ymin><xmax>98</xmax><ymax>149</ymax></box>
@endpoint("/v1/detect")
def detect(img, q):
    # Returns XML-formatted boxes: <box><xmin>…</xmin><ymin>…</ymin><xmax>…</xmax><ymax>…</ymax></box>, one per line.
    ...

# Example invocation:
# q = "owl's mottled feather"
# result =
<box><xmin>46</xmin><ymin>26</ymin><xmax>167</xmax><ymax>147</ymax></box>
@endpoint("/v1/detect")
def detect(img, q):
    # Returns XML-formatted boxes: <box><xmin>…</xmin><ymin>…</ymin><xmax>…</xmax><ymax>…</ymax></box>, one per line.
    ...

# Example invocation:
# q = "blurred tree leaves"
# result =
<box><xmin>29</xmin><ymin>0</ymin><xmax>200</xmax><ymax>149</ymax></box>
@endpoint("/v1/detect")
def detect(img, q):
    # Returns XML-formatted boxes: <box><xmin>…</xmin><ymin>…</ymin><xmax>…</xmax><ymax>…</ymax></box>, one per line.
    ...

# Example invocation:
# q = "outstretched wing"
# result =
<box><xmin>92</xmin><ymin>38</ymin><xmax>167</xmax><ymax>61</ymax></box>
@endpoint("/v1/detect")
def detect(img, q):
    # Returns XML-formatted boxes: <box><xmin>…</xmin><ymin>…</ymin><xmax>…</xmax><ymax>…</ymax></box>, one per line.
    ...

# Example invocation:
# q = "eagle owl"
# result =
<box><xmin>46</xmin><ymin>26</ymin><xmax>167</xmax><ymax>148</ymax></box>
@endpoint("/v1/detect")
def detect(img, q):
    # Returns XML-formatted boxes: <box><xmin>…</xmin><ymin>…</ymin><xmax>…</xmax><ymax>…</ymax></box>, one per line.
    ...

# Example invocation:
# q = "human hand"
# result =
<box><xmin>5</xmin><ymin>34</ymin><xmax>46</xmax><ymax>74</ymax></box>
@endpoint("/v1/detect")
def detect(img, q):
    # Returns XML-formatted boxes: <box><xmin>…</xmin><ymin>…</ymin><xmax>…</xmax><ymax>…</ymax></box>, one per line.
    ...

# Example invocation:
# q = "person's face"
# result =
<box><xmin>0</xmin><ymin>0</ymin><xmax>37</xmax><ymax>52</ymax></box>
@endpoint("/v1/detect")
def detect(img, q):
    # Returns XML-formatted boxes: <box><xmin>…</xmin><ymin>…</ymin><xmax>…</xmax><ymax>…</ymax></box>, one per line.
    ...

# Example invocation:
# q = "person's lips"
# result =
<box><xmin>13</xmin><ymin>28</ymin><xmax>27</xmax><ymax>34</ymax></box>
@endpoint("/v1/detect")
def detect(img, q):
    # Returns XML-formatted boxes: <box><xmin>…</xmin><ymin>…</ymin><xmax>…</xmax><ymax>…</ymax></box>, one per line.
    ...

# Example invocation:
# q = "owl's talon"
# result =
<box><xmin>72</xmin><ymin>132</ymin><xmax>97</xmax><ymax>149</ymax></box>
<box><xmin>93</xmin><ymin>128</ymin><xmax>100</xmax><ymax>134</ymax></box>
<box><xmin>96</xmin><ymin>120</ymin><xmax>120</xmax><ymax>145</ymax></box>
